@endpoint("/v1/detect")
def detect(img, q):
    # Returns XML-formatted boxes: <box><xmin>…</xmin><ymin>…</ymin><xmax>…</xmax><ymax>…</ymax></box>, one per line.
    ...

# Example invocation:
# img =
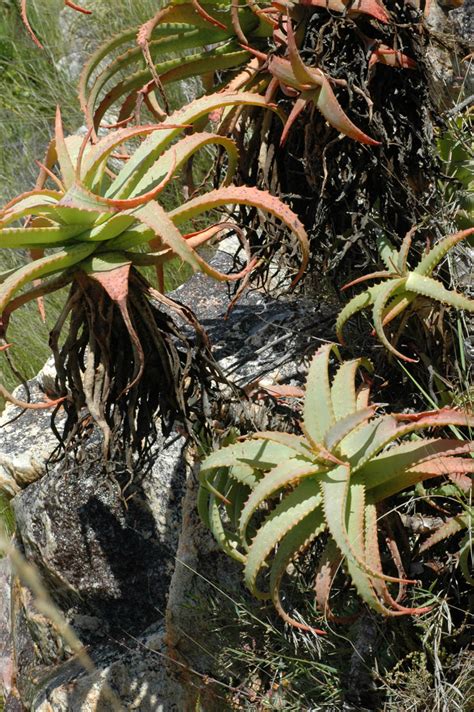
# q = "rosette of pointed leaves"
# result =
<box><xmin>78</xmin><ymin>0</ymin><xmax>400</xmax><ymax>147</ymax></box>
<box><xmin>199</xmin><ymin>343</ymin><xmax>474</xmax><ymax>630</ymax></box>
<box><xmin>336</xmin><ymin>227</ymin><xmax>474</xmax><ymax>362</ymax></box>
<box><xmin>0</xmin><ymin>92</ymin><xmax>308</xmax><ymax>332</ymax></box>
<box><xmin>257</xmin><ymin>17</ymin><xmax>380</xmax><ymax>145</ymax></box>
<box><xmin>0</xmin><ymin>92</ymin><xmax>309</xmax><ymax>436</ymax></box>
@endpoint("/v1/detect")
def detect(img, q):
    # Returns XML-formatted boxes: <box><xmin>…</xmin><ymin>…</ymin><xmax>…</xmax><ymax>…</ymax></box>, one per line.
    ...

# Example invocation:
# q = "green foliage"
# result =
<box><xmin>438</xmin><ymin>113</ymin><xmax>473</xmax><ymax>231</ymax></box>
<box><xmin>336</xmin><ymin>227</ymin><xmax>474</xmax><ymax>362</ymax></box>
<box><xmin>0</xmin><ymin>93</ymin><xmax>307</xmax><ymax>321</ymax></box>
<box><xmin>199</xmin><ymin>343</ymin><xmax>474</xmax><ymax>629</ymax></box>
<box><xmin>77</xmin><ymin>0</ymin><xmax>408</xmax><ymax>148</ymax></box>
<box><xmin>0</xmin><ymin>92</ymin><xmax>308</xmax><ymax>431</ymax></box>
<box><xmin>2</xmin><ymin>0</ymin><xmax>473</xmax><ymax>688</ymax></box>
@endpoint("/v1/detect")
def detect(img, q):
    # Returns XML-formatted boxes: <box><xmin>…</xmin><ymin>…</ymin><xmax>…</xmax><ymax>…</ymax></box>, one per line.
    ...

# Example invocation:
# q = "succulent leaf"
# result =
<box><xmin>330</xmin><ymin>357</ymin><xmax>373</xmax><ymax>420</ymax></box>
<box><xmin>239</xmin><ymin>458</ymin><xmax>321</xmax><ymax>545</ymax></box>
<box><xmin>414</xmin><ymin>227</ymin><xmax>474</xmax><ymax>277</ymax></box>
<box><xmin>244</xmin><ymin>478</ymin><xmax>322</xmax><ymax>598</ymax></box>
<box><xmin>269</xmin><ymin>508</ymin><xmax>327</xmax><ymax>633</ymax></box>
<box><xmin>405</xmin><ymin>273</ymin><xmax>474</xmax><ymax>312</ymax></box>
<box><xmin>303</xmin><ymin>343</ymin><xmax>338</xmax><ymax>445</ymax></box>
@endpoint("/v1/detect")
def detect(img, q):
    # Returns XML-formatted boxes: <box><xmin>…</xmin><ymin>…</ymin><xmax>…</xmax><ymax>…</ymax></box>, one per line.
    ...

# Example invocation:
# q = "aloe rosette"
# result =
<box><xmin>199</xmin><ymin>343</ymin><xmax>474</xmax><ymax>631</ymax></box>
<box><xmin>0</xmin><ymin>92</ymin><xmax>308</xmax><ymax>323</ymax></box>
<box><xmin>79</xmin><ymin>1</ymin><xmax>273</xmax><ymax>133</ymax></box>
<box><xmin>77</xmin><ymin>0</ymin><xmax>405</xmax><ymax>145</ymax></box>
<box><xmin>336</xmin><ymin>227</ymin><xmax>474</xmax><ymax>362</ymax></box>
<box><xmin>0</xmin><ymin>92</ymin><xmax>308</xmax><ymax>448</ymax></box>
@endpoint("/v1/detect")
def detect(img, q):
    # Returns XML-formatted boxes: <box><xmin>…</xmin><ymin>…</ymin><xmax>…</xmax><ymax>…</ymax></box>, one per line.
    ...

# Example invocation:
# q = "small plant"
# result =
<box><xmin>199</xmin><ymin>343</ymin><xmax>473</xmax><ymax>630</ymax></box>
<box><xmin>336</xmin><ymin>227</ymin><xmax>474</xmax><ymax>361</ymax></box>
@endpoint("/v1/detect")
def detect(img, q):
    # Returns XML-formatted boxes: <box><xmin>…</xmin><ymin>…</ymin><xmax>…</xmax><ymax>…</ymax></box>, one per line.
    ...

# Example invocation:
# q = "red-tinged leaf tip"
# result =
<box><xmin>280</xmin><ymin>96</ymin><xmax>307</xmax><ymax>146</ymax></box>
<box><xmin>65</xmin><ymin>0</ymin><xmax>92</xmax><ymax>14</ymax></box>
<box><xmin>239</xmin><ymin>44</ymin><xmax>268</xmax><ymax>62</ymax></box>
<box><xmin>0</xmin><ymin>384</ymin><xmax>66</xmax><ymax>410</ymax></box>
<box><xmin>298</xmin><ymin>0</ymin><xmax>390</xmax><ymax>23</ymax></box>
<box><xmin>316</xmin><ymin>73</ymin><xmax>381</xmax><ymax>145</ymax></box>
<box><xmin>394</xmin><ymin>407</ymin><xmax>474</xmax><ymax>424</ymax></box>
<box><xmin>231</xmin><ymin>0</ymin><xmax>248</xmax><ymax>44</ymax></box>
<box><xmin>341</xmin><ymin>271</ymin><xmax>391</xmax><ymax>291</ymax></box>
<box><xmin>20</xmin><ymin>0</ymin><xmax>44</xmax><ymax>49</ymax></box>
<box><xmin>34</xmin><ymin>160</ymin><xmax>65</xmax><ymax>192</ymax></box>
<box><xmin>75</xmin><ymin>125</ymin><xmax>95</xmax><ymax>181</ymax></box>
<box><xmin>371</xmin><ymin>47</ymin><xmax>417</xmax><ymax>70</ymax></box>
<box><xmin>191</xmin><ymin>0</ymin><xmax>227</xmax><ymax>29</ymax></box>
<box><xmin>286</xmin><ymin>15</ymin><xmax>317</xmax><ymax>87</ymax></box>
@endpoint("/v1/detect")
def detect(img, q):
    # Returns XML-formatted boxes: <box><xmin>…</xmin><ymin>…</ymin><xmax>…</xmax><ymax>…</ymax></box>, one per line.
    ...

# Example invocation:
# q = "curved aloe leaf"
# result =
<box><xmin>244</xmin><ymin>478</ymin><xmax>322</xmax><ymax>598</ymax></box>
<box><xmin>303</xmin><ymin>344</ymin><xmax>337</xmax><ymax>445</ymax></box>
<box><xmin>269</xmin><ymin>509</ymin><xmax>327</xmax><ymax>633</ymax></box>
<box><xmin>405</xmin><ymin>273</ymin><xmax>474</xmax><ymax>312</ymax></box>
<box><xmin>0</xmin><ymin>243</ymin><xmax>97</xmax><ymax>314</ymax></box>
<box><xmin>107</xmin><ymin>92</ymin><xmax>278</xmax><ymax>199</ymax></box>
<box><xmin>238</xmin><ymin>458</ymin><xmax>321</xmax><ymax>545</ymax></box>
<box><xmin>330</xmin><ymin>357</ymin><xmax>373</xmax><ymax>420</ymax></box>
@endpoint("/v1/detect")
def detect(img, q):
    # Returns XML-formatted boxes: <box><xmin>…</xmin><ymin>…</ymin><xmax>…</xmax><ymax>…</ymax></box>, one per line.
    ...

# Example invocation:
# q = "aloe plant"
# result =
<box><xmin>336</xmin><ymin>227</ymin><xmax>474</xmax><ymax>362</ymax></box>
<box><xmin>79</xmin><ymin>1</ymin><xmax>272</xmax><ymax>133</ymax></box>
<box><xmin>199</xmin><ymin>343</ymin><xmax>474</xmax><ymax>630</ymax></box>
<box><xmin>0</xmin><ymin>92</ymin><xmax>308</xmax><ymax>452</ymax></box>
<box><xmin>77</xmin><ymin>0</ymin><xmax>403</xmax><ymax>145</ymax></box>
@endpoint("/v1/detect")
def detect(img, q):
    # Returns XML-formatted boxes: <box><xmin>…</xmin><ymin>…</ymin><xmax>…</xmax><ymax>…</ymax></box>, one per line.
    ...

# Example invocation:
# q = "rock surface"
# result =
<box><xmin>0</xmin><ymin>246</ymin><xmax>334</xmax><ymax>711</ymax></box>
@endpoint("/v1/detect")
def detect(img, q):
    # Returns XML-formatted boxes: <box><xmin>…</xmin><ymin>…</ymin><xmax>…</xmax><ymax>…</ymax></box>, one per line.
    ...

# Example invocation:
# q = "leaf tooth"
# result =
<box><xmin>239</xmin><ymin>460</ymin><xmax>321</xmax><ymax>546</ymax></box>
<box><xmin>244</xmin><ymin>480</ymin><xmax>322</xmax><ymax>598</ymax></box>
<box><xmin>405</xmin><ymin>273</ymin><xmax>474</xmax><ymax>312</ymax></box>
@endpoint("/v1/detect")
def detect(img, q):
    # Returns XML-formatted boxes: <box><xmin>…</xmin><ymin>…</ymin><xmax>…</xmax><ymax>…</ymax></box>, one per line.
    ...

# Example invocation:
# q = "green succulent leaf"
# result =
<box><xmin>0</xmin><ymin>243</ymin><xmax>97</xmax><ymax>314</ymax></box>
<box><xmin>405</xmin><ymin>272</ymin><xmax>474</xmax><ymax>312</ymax></box>
<box><xmin>201</xmin><ymin>438</ymin><xmax>301</xmax><ymax>473</ymax></box>
<box><xmin>238</xmin><ymin>458</ymin><xmax>322</xmax><ymax>546</ymax></box>
<box><xmin>244</xmin><ymin>478</ymin><xmax>322</xmax><ymax>598</ymax></box>
<box><xmin>303</xmin><ymin>343</ymin><xmax>338</xmax><ymax>445</ymax></box>
<box><xmin>330</xmin><ymin>357</ymin><xmax>373</xmax><ymax>420</ymax></box>
<box><xmin>107</xmin><ymin>92</ymin><xmax>278</xmax><ymax>200</ymax></box>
